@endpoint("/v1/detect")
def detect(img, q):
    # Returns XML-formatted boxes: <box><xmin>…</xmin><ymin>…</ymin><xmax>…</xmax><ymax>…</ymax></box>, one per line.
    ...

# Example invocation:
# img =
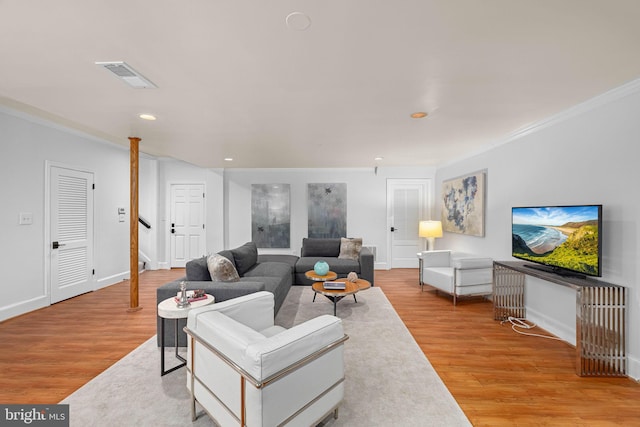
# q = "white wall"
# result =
<box><xmin>434</xmin><ymin>81</ymin><xmax>640</xmax><ymax>379</ymax></box>
<box><xmin>0</xmin><ymin>108</ymin><xmax>131</xmax><ymax>321</ymax></box>
<box><xmin>0</xmin><ymin>107</ymin><xmax>226</xmax><ymax>320</ymax></box>
<box><xmin>223</xmin><ymin>167</ymin><xmax>435</xmax><ymax>266</ymax></box>
<box><xmin>138</xmin><ymin>156</ymin><xmax>159</xmax><ymax>269</ymax></box>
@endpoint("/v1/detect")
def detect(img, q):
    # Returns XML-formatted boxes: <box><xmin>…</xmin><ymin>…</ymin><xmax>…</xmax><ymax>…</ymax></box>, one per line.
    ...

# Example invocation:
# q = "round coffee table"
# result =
<box><xmin>157</xmin><ymin>294</ymin><xmax>214</xmax><ymax>376</ymax></box>
<box><xmin>312</xmin><ymin>281</ymin><xmax>365</xmax><ymax>316</ymax></box>
<box><xmin>354</xmin><ymin>278</ymin><xmax>372</xmax><ymax>292</ymax></box>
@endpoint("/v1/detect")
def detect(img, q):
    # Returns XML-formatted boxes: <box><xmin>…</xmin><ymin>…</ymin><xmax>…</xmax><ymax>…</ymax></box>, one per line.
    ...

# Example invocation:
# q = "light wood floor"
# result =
<box><xmin>1</xmin><ymin>268</ymin><xmax>639</xmax><ymax>426</ymax></box>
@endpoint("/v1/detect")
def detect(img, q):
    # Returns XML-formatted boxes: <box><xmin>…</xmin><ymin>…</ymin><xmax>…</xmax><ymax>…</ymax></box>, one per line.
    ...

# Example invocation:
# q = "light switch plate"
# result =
<box><xmin>19</xmin><ymin>212</ymin><xmax>33</xmax><ymax>225</ymax></box>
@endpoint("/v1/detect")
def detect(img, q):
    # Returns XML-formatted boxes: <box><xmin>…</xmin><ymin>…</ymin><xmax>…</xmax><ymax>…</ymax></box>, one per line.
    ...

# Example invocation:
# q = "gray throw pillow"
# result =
<box><xmin>207</xmin><ymin>254</ymin><xmax>240</xmax><ymax>282</ymax></box>
<box><xmin>338</xmin><ymin>237</ymin><xmax>362</xmax><ymax>260</ymax></box>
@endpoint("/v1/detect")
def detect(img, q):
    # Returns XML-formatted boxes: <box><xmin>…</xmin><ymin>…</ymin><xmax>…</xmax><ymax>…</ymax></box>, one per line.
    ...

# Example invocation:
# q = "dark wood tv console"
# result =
<box><xmin>493</xmin><ymin>261</ymin><xmax>626</xmax><ymax>377</ymax></box>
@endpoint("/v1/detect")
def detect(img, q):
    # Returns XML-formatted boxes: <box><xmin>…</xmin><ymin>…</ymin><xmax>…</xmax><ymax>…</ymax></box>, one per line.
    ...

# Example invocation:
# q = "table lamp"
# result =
<box><xmin>419</xmin><ymin>220</ymin><xmax>443</xmax><ymax>251</ymax></box>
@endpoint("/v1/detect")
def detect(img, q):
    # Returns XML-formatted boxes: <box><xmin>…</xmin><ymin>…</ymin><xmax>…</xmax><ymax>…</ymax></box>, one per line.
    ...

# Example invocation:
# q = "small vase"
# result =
<box><xmin>314</xmin><ymin>260</ymin><xmax>330</xmax><ymax>276</ymax></box>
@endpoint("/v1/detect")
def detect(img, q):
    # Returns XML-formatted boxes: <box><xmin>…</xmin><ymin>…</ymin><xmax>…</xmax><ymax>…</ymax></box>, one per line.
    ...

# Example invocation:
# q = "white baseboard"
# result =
<box><xmin>627</xmin><ymin>355</ymin><xmax>640</xmax><ymax>381</ymax></box>
<box><xmin>525</xmin><ymin>307</ymin><xmax>575</xmax><ymax>346</ymax></box>
<box><xmin>374</xmin><ymin>262</ymin><xmax>388</xmax><ymax>270</ymax></box>
<box><xmin>0</xmin><ymin>295</ymin><xmax>49</xmax><ymax>322</ymax></box>
<box><xmin>95</xmin><ymin>271</ymin><xmax>129</xmax><ymax>290</ymax></box>
<box><xmin>157</xmin><ymin>261</ymin><xmax>171</xmax><ymax>270</ymax></box>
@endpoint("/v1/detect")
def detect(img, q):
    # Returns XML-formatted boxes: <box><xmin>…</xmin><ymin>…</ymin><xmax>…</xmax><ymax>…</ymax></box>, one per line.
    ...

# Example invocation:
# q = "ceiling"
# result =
<box><xmin>2</xmin><ymin>1</ymin><xmax>640</xmax><ymax>169</ymax></box>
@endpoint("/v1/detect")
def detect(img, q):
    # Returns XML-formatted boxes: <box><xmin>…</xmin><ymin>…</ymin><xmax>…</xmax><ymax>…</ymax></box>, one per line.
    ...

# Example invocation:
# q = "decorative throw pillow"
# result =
<box><xmin>207</xmin><ymin>254</ymin><xmax>240</xmax><ymax>282</ymax></box>
<box><xmin>338</xmin><ymin>237</ymin><xmax>362</xmax><ymax>260</ymax></box>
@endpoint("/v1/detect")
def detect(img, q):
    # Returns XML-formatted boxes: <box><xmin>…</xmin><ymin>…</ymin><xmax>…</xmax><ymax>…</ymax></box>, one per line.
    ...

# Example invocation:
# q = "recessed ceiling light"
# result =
<box><xmin>411</xmin><ymin>112</ymin><xmax>428</xmax><ymax>119</ymax></box>
<box><xmin>224</xmin><ymin>157</ymin><xmax>233</xmax><ymax>162</ymax></box>
<box><xmin>286</xmin><ymin>12</ymin><xmax>312</xmax><ymax>31</ymax></box>
<box><xmin>139</xmin><ymin>114</ymin><xmax>156</xmax><ymax>121</ymax></box>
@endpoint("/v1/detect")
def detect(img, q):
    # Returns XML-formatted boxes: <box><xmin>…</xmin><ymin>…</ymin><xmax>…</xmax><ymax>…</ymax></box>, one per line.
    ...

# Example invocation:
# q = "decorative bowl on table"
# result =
<box><xmin>314</xmin><ymin>260</ymin><xmax>330</xmax><ymax>276</ymax></box>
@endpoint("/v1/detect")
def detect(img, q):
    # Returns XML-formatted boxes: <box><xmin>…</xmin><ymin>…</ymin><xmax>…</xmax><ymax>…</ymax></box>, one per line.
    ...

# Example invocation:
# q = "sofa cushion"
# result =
<box><xmin>218</xmin><ymin>249</ymin><xmax>235</xmax><ymax>264</ymax></box>
<box><xmin>245</xmin><ymin>261</ymin><xmax>292</xmax><ymax>280</ymax></box>
<box><xmin>207</xmin><ymin>254</ymin><xmax>240</xmax><ymax>282</ymax></box>
<box><xmin>240</xmin><ymin>269</ymin><xmax>291</xmax><ymax>315</ymax></box>
<box><xmin>231</xmin><ymin>242</ymin><xmax>258</xmax><ymax>276</ymax></box>
<box><xmin>186</xmin><ymin>256</ymin><xmax>212</xmax><ymax>281</ymax></box>
<box><xmin>301</xmin><ymin>238</ymin><xmax>341</xmax><ymax>257</ymax></box>
<box><xmin>338</xmin><ymin>237</ymin><xmax>362</xmax><ymax>260</ymax></box>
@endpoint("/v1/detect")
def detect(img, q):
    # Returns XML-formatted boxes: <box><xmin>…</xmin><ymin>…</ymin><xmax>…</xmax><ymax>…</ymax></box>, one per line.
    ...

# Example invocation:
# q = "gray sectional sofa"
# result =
<box><xmin>156</xmin><ymin>238</ymin><xmax>375</xmax><ymax>346</ymax></box>
<box><xmin>156</xmin><ymin>242</ymin><xmax>295</xmax><ymax>346</ymax></box>
<box><xmin>294</xmin><ymin>238</ymin><xmax>375</xmax><ymax>286</ymax></box>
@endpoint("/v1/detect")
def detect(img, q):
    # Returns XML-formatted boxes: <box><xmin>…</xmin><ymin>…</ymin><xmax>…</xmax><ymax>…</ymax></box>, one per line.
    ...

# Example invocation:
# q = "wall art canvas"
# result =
<box><xmin>307</xmin><ymin>183</ymin><xmax>347</xmax><ymax>238</ymax></box>
<box><xmin>441</xmin><ymin>171</ymin><xmax>486</xmax><ymax>236</ymax></box>
<box><xmin>251</xmin><ymin>184</ymin><xmax>290</xmax><ymax>248</ymax></box>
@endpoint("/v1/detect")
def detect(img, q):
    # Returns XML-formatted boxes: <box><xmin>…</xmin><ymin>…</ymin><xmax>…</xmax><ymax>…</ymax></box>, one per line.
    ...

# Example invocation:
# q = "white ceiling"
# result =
<box><xmin>2</xmin><ymin>1</ymin><xmax>640</xmax><ymax>169</ymax></box>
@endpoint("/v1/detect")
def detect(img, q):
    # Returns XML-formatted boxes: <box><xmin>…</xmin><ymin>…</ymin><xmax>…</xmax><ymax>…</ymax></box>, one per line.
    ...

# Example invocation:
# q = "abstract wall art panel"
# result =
<box><xmin>251</xmin><ymin>184</ymin><xmax>290</xmax><ymax>248</ymax></box>
<box><xmin>307</xmin><ymin>183</ymin><xmax>347</xmax><ymax>238</ymax></box>
<box><xmin>441</xmin><ymin>171</ymin><xmax>486</xmax><ymax>236</ymax></box>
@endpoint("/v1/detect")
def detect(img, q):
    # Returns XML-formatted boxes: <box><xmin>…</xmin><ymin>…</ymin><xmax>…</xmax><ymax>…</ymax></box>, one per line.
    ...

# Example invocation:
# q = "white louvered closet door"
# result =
<box><xmin>50</xmin><ymin>166</ymin><xmax>94</xmax><ymax>303</ymax></box>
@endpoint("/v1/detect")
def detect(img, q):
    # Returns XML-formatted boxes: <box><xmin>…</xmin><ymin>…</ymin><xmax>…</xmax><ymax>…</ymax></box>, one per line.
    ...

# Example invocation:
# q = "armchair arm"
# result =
<box><xmin>451</xmin><ymin>255</ymin><xmax>493</xmax><ymax>270</ymax></box>
<box><xmin>188</xmin><ymin>291</ymin><xmax>275</xmax><ymax>332</ymax></box>
<box><xmin>417</xmin><ymin>250</ymin><xmax>452</xmax><ymax>267</ymax></box>
<box><xmin>358</xmin><ymin>247</ymin><xmax>374</xmax><ymax>285</ymax></box>
<box><xmin>246</xmin><ymin>315</ymin><xmax>345</xmax><ymax>381</ymax></box>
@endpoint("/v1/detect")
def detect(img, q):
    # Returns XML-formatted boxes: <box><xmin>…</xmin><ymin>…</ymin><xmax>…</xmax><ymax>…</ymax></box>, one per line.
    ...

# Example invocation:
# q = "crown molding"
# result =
<box><xmin>440</xmin><ymin>77</ymin><xmax>640</xmax><ymax>169</ymax></box>
<box><xmin>501</xmin><ymin>77</ymin><xmax>640</xmax><ymax>145</ymax></box>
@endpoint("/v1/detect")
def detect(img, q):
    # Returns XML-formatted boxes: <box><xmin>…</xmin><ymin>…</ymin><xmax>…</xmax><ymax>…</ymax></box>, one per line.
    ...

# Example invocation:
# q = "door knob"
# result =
<box><xmin>52</xmin><ymin>241</ymin><xmax>66</xmax><ymax>249</ymax></box>
<box><xmin>390</xmin><ymin>227</ymin><xmax>397</xmax><ymax>232</ymax></box>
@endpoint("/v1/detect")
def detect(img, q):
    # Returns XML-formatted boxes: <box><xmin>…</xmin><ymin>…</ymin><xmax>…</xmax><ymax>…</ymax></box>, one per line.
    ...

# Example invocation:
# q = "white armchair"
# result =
<box><xmin>184</xmin><ymin>291</ymin><xmax>348</xmax><ymax>426</ymax></box>
<box><xmin>417</xmin><ymin>250</ymin><xmax>493</xmax><ymax>305</ymax></box>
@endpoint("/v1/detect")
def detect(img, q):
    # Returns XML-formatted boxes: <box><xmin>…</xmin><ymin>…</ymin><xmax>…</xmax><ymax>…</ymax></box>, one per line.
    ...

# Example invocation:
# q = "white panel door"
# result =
<box><xmin>387</xmin><ymin>179</ymin><xmax>430</xmax><ymax>268</ymax></box>
<box><xmin>170</xmin><ymin>184</ymin><xmax>206</xmax><ymax>267</ymax></box>
<box><xmin>50</xmin><ymin>166</ymin><xmax>94</xmax><ymax>303</ymax></box>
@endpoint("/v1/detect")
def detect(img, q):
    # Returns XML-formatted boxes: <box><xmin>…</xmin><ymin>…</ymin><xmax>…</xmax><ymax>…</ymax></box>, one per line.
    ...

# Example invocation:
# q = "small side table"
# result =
<box><xmin>305</xmin><ymin>270</ymin><xmax>338</xmax><ymax>303</ymax></box>
<box><xmin>157</xmin><ymin>294</ymin><xmax>214</xmax><ymax>376</ymax></box>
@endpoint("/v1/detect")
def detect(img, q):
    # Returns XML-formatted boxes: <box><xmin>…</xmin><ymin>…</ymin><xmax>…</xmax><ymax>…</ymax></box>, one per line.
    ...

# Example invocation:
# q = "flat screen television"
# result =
<box><xmin>511</xmin><ymin>205</ymin><xmax>602</xmax><ymax>278</ymax></box>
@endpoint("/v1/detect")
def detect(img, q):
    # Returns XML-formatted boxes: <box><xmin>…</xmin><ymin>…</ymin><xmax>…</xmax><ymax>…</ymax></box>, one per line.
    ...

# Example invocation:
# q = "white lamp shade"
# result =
<box><xmin>419</xmin><ymin>220</ymin><xmax>443</xmax><ymax>238</ymax></box>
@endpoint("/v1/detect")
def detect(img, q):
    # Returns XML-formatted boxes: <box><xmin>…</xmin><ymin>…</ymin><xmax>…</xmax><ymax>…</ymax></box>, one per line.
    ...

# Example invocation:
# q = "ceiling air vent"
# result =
<box><xmin>95</xmin><ymin>61</ymin><xmax>157</xmax><ymax>89</ymax></box>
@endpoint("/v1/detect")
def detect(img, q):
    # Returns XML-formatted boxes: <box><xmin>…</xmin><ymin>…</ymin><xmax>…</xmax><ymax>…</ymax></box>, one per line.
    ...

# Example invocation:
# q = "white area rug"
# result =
<box><xmin>61</xmin><ymin>286</ymin><xmax>471</xmax><ymax>426</ymax></box>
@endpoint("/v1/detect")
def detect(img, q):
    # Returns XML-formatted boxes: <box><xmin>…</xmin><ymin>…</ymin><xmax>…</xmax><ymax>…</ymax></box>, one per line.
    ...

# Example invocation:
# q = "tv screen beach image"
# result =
<box><xmin>512</xmin><ymin>205</ymin><xmax>601</xmax><ymax>276</ymax></box>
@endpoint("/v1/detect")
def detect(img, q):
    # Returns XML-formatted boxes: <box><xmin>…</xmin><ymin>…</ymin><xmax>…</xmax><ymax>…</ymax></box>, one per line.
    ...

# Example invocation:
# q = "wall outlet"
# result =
<box><xmin>19</xmin><ymin>212</ymin><xmax>33</xmax><ymax>225</ymax></box>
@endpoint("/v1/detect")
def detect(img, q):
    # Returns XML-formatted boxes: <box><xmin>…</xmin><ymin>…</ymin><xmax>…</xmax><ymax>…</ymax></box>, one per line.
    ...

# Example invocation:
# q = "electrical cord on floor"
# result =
<box><xmin>501</xmin><ymin>316</ymin><xmax>563</xmax><ymax>341</ymax></box>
